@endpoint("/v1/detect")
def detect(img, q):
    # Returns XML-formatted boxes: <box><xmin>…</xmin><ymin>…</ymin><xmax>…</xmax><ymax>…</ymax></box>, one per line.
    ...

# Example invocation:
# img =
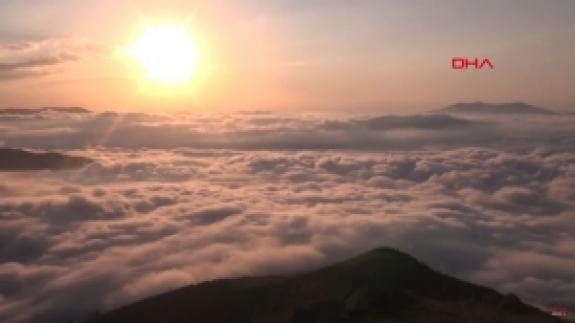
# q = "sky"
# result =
<box><xmin>0</xmin><ymin>0</ymin><xmax>574</xmax><ymax>112</ymax></box>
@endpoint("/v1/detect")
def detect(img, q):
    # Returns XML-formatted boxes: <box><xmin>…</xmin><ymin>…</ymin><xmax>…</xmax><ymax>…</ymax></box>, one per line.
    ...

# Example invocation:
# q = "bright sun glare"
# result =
<box><xmin>128</xmin><ymin>24</ymin><xmax>199</xmax><ymax>83</ymax></box>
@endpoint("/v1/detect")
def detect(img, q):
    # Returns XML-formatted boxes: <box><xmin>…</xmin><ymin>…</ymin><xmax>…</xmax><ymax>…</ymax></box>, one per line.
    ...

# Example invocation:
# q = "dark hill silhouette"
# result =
<box><xmin>0</xmin><ymin>148</ymin><xmax>93</xmax><ymax>170</ymax></box>
<box><xmin>439</xmin><ymin>102</ymin><xmax>556</xmax><ymax>115</ymax></box>
<box><xmin>85</xmin><ymin>248</ymin><xmax>559</xmax><ymax>323</ymax></box>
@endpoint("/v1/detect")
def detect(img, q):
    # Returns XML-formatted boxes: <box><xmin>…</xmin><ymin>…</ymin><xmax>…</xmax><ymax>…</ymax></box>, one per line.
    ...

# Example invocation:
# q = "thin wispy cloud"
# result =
<box><xmin>0</xmin><ymin>38</ymin><xmax>102</xmax><ymax>81</ymax></box>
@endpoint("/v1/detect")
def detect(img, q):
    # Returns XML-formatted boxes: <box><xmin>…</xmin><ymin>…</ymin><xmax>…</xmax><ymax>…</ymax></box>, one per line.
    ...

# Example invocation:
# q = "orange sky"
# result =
<box><xmin>1</xmin><ymin>0</ymin><xmax>574</xmax><ymax>113</ymax></box>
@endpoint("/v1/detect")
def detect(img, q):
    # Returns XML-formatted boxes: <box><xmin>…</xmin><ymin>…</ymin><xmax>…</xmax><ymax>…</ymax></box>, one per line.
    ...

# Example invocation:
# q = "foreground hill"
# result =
<box><xmin>86</xmin><ymin>248</ymin><xmax>559</xmax><ymax>323</ymax></box>
<box><xmin>0</xmin><ymin>148</ymin><xmax>93</xmax><ymax>170</ymax></box>
<box><xmin>439</xmin><ymin>102</ymin><xmax>556</xmax><ymax>115</ymax></box>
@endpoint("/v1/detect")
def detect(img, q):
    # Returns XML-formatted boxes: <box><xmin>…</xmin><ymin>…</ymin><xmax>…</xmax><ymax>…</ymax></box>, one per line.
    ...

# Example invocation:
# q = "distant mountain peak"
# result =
<box><xmin>440</xmin><ymin>102</ymin><xmax>556</xmax><ymax>115</ymax></box>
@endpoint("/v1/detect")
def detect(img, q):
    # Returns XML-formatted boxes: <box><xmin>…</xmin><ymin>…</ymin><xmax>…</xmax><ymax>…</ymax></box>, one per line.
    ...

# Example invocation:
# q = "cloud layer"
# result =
<box><xmin>0</xmin><ymin>111</ymin><xmax>574</xmax><ymax>322</ymax></box>
<box><xmin>0</xmin><ymin>109</ymin><xmax>574</xmax><ymax>150</ymax></box>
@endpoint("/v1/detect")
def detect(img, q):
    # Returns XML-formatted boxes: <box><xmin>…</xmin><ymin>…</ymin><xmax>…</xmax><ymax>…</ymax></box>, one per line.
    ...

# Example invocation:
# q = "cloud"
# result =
<box><xmin>185</xmin><ymin>205</ymin><xmax>245</xmax><ymax>225</ymax></box>
<box><xmin>332</xmin><ymin>114</ymin><xmax>478</xmax><ymax>131</ymax></box>
<box><xmin>1</xmin><ymin>110</ymin><xmax>574</xmax><ymax>150</ymax></box>
<box><xmin>469</xmin><ymin>186</ymin><xmax>566</xmax><ymax>216</ymax></box>
<box><xmin>0</xmin><ymin>55</ymin><xmax>77</xmax><ymax>72</ymax></box>
<box><xmin>0</xmin><ymin>113</ymin><xmax>574</xmax><ymax>322</ymax></box>
<box><xmin>0</xmin><ymin>38</ymin><xmax>100</xmax><ymax>81</ymax></box>
<box><xmin>0</xmin><ymin>68</ymin><xmax>50</xmax><ymax>81</ymax></box>
<box><xmin>0</xmin><ymin>194</ymin><xmax>128</xmax><ymax>225</ymax></box>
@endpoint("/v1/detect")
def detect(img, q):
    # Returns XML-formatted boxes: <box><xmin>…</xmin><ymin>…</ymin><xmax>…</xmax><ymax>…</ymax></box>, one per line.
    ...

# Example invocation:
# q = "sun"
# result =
<box><xmin>128</xmin><ymin>24</ymin><xmax>199</xmax><ymax>83</ymax></box>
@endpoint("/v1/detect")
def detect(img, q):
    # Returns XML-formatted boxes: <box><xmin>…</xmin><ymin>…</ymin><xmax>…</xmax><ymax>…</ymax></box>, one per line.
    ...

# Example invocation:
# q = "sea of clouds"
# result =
<box><xmin>0</xmin><ymin>109</ymin><xmax>574</xmax><ymax>322</ymax></box>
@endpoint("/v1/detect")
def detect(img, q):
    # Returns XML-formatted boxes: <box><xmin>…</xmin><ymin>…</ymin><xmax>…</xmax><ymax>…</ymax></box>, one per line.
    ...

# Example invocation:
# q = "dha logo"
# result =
<box><xmin>452</xmin><ymin>57</ymin><xmax>494</xmax><ymax>70</ymax></box>
<box><xmin>548</xmin><ymin>305</ymin><xmax>570</xmax><ymax>318</ymax></box>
